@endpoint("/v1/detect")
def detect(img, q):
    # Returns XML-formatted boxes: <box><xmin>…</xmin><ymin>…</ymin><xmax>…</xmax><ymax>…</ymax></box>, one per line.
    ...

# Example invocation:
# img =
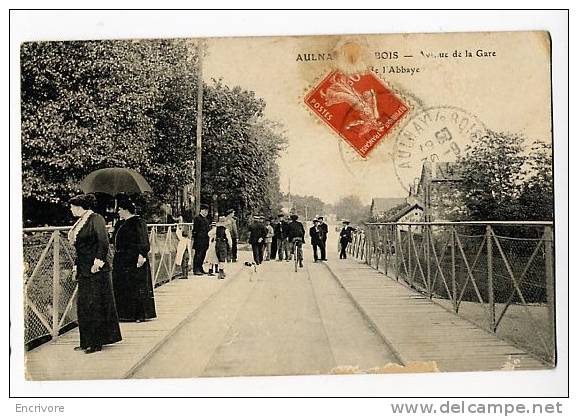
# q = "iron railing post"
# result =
<box><xmin>451</xmin><ymin>226</ymin><xmax>457</xmax><ymax>312</ymax></box>
<box><xmin>544</xmin><ymin>225</ymin><xmax>555</xmax><ymax>362</ymax></box>
<box><xmin>395</xmin><ymin>225</ymin><xmax>401</xmax><ymax>280</ymax></box>
<box><xmin>424</xmin><ymin>225</ymin><xmax>433</xmax><ymax>299</ymax></box>
<box><xmin>408</xmin><ymin>225</ymin><xmax>413</xmax><ymax>287</ymax></box>
<box><xmin>51</xmin><ymin>231</ymin><xmax>61</xmax><ymax>338</ymax></box>
<box><xmin>150</xmin><ymin>226</ymin><xmax>157</xmax><ymax>286</ymax></box>
<box><xmin>487</xmin><ymin>225</ymin><xmax>496</xmax><ymax>331</ymax></box>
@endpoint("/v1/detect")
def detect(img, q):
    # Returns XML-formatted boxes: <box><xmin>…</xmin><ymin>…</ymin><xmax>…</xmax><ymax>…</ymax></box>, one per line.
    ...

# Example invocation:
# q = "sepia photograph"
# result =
<box><xmin>15</xmin><ymin>19</ymin><xmax>562</xmax><ymax>387</ymax></box>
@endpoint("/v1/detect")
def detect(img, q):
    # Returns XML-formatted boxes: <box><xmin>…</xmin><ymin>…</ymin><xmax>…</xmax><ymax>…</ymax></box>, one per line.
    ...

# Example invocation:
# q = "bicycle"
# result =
<box><xmin>291</xmin><ymin>238</ymin><xmax>304</xmax><ymax>272</ymax></box>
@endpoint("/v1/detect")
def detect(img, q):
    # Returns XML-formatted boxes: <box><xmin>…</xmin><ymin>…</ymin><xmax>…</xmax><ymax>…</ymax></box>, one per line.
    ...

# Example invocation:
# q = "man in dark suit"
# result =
<box><xmin>273</xmin><ymin>214</ymin><xmax>286</xmax><ymax>261</ymax></box>
<box><xmin>192</xmin><ymin>204</ymin><xmax>210</xmax><ymax>275</ymax></box>
<box><xmin>317</xmin><ymin>216</ymin><xmax>328</xmax><ymax>261</ymax></box>
<box><xmin>309</xmin><ymin>219</ymin><xmax>322</xmax><ymax>262</ymax></box>
<box><xmin>339</xmin><ymin>219</ymin><xmax>354</xmax><ymax>259</ymax></box>
<box><xmin>248</xmin><ymin>215</ymin><xmax>268</xmax><ymax>265</ymax></box>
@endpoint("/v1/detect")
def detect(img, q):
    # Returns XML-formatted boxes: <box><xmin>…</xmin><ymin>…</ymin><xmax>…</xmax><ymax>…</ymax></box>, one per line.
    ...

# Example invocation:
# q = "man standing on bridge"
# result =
<box><xmin>248</xmin><ymin>215</ymin><xmax>267</xmax><ymax>265</ymax></box>
<box><xmin>339</xmin><ymin>219</ymin><xmax>353</xmax><ymax>259</ymax></box>
<box><xmin>316</xmin><ymin>216</ymin><xmax>328</xmax><ymax>261</ymax></box>
<box><xmin>309</xmin><ymin>219</ymin><xmax>323</xmax><ymax>262</ymax></box>
<box><xmin>192</xmin><ymin>204</ymin><xmax>210</xmax><ymax>275</ymax></box>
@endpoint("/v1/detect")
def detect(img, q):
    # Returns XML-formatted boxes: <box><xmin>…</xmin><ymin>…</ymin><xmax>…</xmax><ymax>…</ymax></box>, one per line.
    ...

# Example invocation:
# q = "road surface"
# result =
<box><xmin>133</xmin><ymin>231</ymin><xmax>400</xmax><ymax>378</ymax></box>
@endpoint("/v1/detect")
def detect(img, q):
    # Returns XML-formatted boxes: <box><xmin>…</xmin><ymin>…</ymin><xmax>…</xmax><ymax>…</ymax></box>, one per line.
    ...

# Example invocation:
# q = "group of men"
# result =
<box><xmin>188</xmin><ymin>205</ymin><xmax>356</xmax><ymax>274</ymax></box>
<box><xmin>191</xmin><ymin>204</ymin><xmax>238</xmax><ymax>276</ymax></box>
<box><xmin>248</xmin><ymin>213</ymin><xmax>309</xmax><ymax>267</ymax></box>
<box><xmin>248</xmin><ymin>214</ymin><xmax>355</xmax><ymax>266</ymax></box>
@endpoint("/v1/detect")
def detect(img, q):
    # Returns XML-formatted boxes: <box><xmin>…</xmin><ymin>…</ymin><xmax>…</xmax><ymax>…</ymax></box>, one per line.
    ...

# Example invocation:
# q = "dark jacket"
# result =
<box><xmin>340</xmin><ymin>226</ymin><xmax>353</xmax><ymax>243</ymax></box>
<box><xmin>192</xmin><ymin>214</ymin><xmax>210</xmax><ymax>249</ymax></box>
<box><xmin>309</xmin><ymin>225</ymin><xmax>323</xmax><ymax>245</ymax></box>
<box><xmin>273</xmin><ymin>221</ymin><xmax>285</xmax><ymax>239</ymax></box>
<box><xmin>248</xmin><ymin>221</ymin><xmax>268</xmax><ymax>245</ymax></box>
<box><xmin>318</xmin><ymin>223</ymin><xmax>328</xmax><ymax>241</ymax></box>
<box><xmin>287</xmin><ymin>221</ymin><xmax>306</xmax><ymax>242</ymax></box>
<box><xmin>74</xmin><ymin>213</ymin><xmax>110</xmax><ymax>276</ymax></box>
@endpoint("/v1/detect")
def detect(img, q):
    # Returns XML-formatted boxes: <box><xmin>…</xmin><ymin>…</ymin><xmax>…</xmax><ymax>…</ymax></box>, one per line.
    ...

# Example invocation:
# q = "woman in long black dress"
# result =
<box><xmin>112</xmin><ymin>197</ymin><xmax>157</xmax><ymax>322</ymax></box>
<box><xmin>68</xmin><ymin>194</ymin><xmax>122</xmax><ymax>354</ymax></box>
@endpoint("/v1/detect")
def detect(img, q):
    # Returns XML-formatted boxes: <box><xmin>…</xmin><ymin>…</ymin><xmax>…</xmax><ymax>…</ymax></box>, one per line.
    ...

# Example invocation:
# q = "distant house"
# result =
<box><xmin>378</xmin><ymin>202</ymin><xmax>424</xmax><ymax>230</ymax></box>
<box><xmin>412</xmin><ymin>161</ymin><xmax>466</xmax><ymax>221</ymax></box>
<box><xmin>370</xmin><ymin>197</ymin><xmax>407</xmax><ymax>219</ymax></box>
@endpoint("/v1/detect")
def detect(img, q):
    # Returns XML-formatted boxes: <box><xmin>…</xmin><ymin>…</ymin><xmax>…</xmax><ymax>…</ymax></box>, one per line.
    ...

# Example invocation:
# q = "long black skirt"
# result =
<box><xmin>77</xmin><ymin>271</ymin><xmax>122</xmax><ymax>349</ymax></box>
<box><xmin>112</xmin><ymin>260</ymin><xmax>157</xmax><ymax>322</ymax></box>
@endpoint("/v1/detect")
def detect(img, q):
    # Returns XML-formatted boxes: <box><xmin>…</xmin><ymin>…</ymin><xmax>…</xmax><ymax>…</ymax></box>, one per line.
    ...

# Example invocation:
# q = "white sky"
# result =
<box><xmin>202</xmin><ymin>32</ymin><xmax>552</xmax><ymax>206</ymax></box>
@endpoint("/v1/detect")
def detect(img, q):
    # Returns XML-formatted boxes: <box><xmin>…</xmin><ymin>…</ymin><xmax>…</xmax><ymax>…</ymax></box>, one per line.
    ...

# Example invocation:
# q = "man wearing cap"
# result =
<box><xmin>274</xmin><ymin>214</ymin><xmax>288</xmax><ymax>261</ymax></box>
<box><xmin>192</xmin><ymin>204</ymin><xmax>210</xmax><ymax>275</ymax></box>
<box><xmin>317</xmin><ymin>216</ymin><xmax>328</xmax><ymax>261</ymax></box>
<box><xmin>339</xmin><ymin>220</ymin><xmax>354</xmax><ymax>259</ymax></box>
<box><xmin>248</xmin><ymin>215</ymin><xmax>268</xmax><ymax>265</ymax></box>
<box><xmin>225</xmin><ymin>208</ymin><xmax>238</xmax><ymax>262</ymax></box>
<box><xmin>287</xmin><ymin>214</ymin><xmax>306</xmax><ymax>267</ymax></box>
<box><xmin>309</xmin><ymin>219</ymin><xmax>323</xmax><ymax>262</ymax></box>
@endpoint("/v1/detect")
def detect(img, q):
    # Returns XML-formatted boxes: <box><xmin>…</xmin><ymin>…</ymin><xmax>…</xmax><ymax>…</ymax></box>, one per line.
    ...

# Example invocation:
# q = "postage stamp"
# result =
<box><xmin>304</xmin><ymin>70</ymin><xmax>410</xmax><ymax>158</ymax></box>
<box><xmin>393</xmin><ymin>106</ymin><xmax>487</xmax><ymax>192</ymax></box>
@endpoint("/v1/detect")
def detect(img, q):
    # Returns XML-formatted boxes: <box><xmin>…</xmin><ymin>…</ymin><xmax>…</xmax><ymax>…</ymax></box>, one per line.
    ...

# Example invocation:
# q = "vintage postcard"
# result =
<box><xmin>20</xmin><ymin>30</ymin><xmax>555</xmax><ymax>381</ymax></box>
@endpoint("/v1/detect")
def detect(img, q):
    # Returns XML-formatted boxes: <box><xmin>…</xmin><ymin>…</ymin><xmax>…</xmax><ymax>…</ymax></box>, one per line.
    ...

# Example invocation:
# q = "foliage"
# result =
<box><xmin>456</xmin><ymin>131</ymin><xmax>553</xmax><ymax>236</ymax></box>
<box><xmin>201</xmin><ymin>80</ymin><xmax>287</xmax><ymax>223</ymax></box>
<box><xmin>283</xmin><ymin>193</ymin><xmax>326</xmax><ymax>221</ymax></box>
<box><xmin>457</xmin><ymin>131</ymin><xmax>526</xmax><ymax>221</ymax></box>
<box><xmin>332</xmin><ymin>195</ymin><xmax>370</xmax><ymax>225</ymax></box>
<box><xmin>517</xmin><ymin>141</ymin><xmax>554</xmax><ymax>221</ymax></box>
<box><xmin>21</xmin><ymin>40</ymin><xmax>286</xmax><ymax>226</ymax></box>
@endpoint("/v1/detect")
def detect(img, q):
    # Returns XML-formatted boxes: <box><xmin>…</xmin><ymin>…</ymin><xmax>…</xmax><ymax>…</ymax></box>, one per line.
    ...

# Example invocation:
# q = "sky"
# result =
<box><xmin>202</xmin><ymin>32</ymin><xmax>552</xmax><ymax>206</ymax></box>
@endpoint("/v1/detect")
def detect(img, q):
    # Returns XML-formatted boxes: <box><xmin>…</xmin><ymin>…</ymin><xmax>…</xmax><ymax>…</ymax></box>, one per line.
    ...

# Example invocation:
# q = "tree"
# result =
<box><xmin>284</xmin><ymin>193</ymin><xmax>326</xmax><ymax>221</ymax></box>
<box><xmin>21</xmin><ymin>39</ymin><xmax>199</xmax><ymax>224</ymax></box>
<box><xmin>200</xmin><ymin>81</ymin><xmax>287</xmax><ymax>222</ymax></box>
<box><xmin>457</xmin><ymin>130</ymin><xmax>526</xmax><ymax>221</ymax></box>
<box><xmin>333</xmin><ymin>195</ymin><xmax>370</xmax><ymax>225</ymax></box>
<box><xmin>518</xmin><ymin>141</ymin><xmax>553</xmax><ymax>220</ymax></box>
<box><xmin>21</xmin><ymin>40</ymin><xmax>287</xmax><ymax>226</ymax></box>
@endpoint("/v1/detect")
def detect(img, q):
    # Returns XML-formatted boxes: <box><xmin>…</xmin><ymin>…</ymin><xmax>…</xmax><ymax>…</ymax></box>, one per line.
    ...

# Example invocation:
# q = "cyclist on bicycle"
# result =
<box><xmin>287</xmin><ymin>214</ymin><xmax>306</xmax><ymax>268</ymax></box>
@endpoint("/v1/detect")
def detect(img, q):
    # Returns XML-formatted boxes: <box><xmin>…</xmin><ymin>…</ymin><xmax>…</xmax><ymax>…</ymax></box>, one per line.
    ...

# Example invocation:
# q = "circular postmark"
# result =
<box><xmin>393</xmin><ymin>106</ymin><xmax>487</xmax><ymax>193</ymax></box>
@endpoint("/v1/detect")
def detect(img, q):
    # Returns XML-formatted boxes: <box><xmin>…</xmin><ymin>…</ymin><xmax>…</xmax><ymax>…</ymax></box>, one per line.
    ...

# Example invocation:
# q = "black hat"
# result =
<box><xmin>277</xmin><ymin>213</ymin><xmax>285</xmax><ymax>218</ymax></box>
<box><xmin>200</xmin><ymin>204</ymin><xmax>209</xmax><ymax>211</ymax></box>
<box><xmin>342</xmin><ymin>219</ymin><xmax>351</xmax><ymax>224</ymax></box>
<box><xmin>117</xmin><ymin>195</ymin><xmax>136</xmax><ymax>214</ymax></box>
<box><xmin>290</xmin><ymin>214</ymin><xmax>299</xmax><ymax>221</ymax></box>
<box><xmin>69</xmin><ymin>194</ymin><xmax>97</xmax><ymax>210</ymax></box>
<box><xmin>313</xmin><ymin>219</ymin><xmax>319</xmax><ymax>223</ymax></box>
<box><xmin>317</xmin><ymin>216</ymin><xmax>324</xmax><ymax>220</ymax></box>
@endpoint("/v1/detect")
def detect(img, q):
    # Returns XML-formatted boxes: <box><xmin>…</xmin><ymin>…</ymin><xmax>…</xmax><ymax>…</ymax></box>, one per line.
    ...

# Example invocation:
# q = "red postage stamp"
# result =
<box><xmin>305</xmin><ymin>70</ymin><xmax>409</xmax><ymax>158</ymax></box>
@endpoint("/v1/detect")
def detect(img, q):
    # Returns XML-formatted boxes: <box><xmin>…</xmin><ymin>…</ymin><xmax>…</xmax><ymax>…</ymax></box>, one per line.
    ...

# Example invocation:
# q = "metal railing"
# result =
<box><xmin>348</xmin><ymin>221</ymin><xmax>555</xmax><ymax>364</ymax></box>
<box><xmin>22</xmin><ymin>223</ymin><xmax>193</xmax><ymax>348</ymax></box>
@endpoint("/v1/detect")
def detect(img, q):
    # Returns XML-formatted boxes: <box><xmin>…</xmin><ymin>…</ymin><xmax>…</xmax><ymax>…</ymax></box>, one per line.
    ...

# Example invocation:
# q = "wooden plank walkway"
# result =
<box><xmin>25</xmin><ymin>260</ymin><xmax>248</xmax><ymax>381</ymax></box>
<box><xmin>323</xmin><ymin>258</ymin><xmax>551</xmax><ymax>372</ymax></box>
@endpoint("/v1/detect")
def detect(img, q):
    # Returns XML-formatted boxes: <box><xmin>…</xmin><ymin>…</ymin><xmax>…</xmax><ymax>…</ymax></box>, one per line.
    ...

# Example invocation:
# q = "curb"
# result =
<box><xmin>321</xmin><ymin>260</ymin><xmax>408</xmax><ymax>367</ymax></box>
<box><xmin>123</xmin><ymin>262</ymin><xmax>248</xmax><ymax>378</ymax></box>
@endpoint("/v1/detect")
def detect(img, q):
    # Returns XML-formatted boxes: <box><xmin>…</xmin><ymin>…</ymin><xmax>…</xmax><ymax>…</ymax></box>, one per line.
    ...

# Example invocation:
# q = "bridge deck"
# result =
<box><xmin>25</xmin><ymin>261</ymin><xmax>246</xmax><ymax>381</ymax></box>
<box><xmin>25</xmin><ymin>253</ymin><xmax>550</xmax><ymax>381</ymax></box>
<box><xmin>323</xmin><ymin>257</ymin><xmax>550</xmax><ymax>372</ymax></box>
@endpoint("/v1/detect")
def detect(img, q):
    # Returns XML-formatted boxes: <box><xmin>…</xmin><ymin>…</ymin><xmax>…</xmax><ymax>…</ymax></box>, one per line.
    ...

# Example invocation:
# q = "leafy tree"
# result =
<box><xmin>333</xmin><ymin>195</ymin><xmax>370</xmax><ymax>225</ymax></box>
<box><xmin>283</xmin><ymin>193</ymin><xmax>326</xmax><ymax>221</ymax></box>
<box><xmin>457</xmin><ymin>130</ymin><xmax>526</xmax><ymax>221</ymax></box>
<box><xmin>200</xmin><ymin>81</ymin><xmax>287</xmax><ymax>223</ymax></box>
<box><xmin>518</xmin><ymin>141</ymin><xmax>553</xmax><ymax>220</ymax></box>
<box><xmin>21</xmin><ymin>40</ymin><xmax>287</xmax><ymax>227</ymax></box>
<box><xmin>21</xmin><ymin>39</ymin><xmax>198</xmax><ymax>224</ymax></box>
